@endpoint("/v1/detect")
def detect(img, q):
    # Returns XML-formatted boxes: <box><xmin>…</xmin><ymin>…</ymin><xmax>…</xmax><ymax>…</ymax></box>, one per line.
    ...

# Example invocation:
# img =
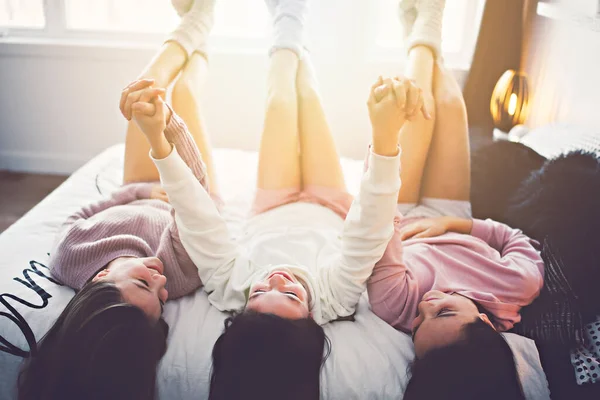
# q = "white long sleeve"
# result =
<box><xmin>152</xmin><ymin>147</ymin><xmax>242</xmax><ymax>306</ymax></box>
<box><xmin>316</xmin><ymin>149</ymin><xmax>401</xmax><ymax>322</ymax></box>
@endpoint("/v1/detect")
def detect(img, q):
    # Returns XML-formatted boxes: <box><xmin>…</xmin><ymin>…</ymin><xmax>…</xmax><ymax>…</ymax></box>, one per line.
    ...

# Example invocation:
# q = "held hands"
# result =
<box><xmin>399</xmin><ymin>217</ymin><xmax>473</xmax><ymax>240</ymax></box>
<box><xmin>119</xmin><ymin>79</ymin><xmax>173</xmax><ymax>158</ymax></box>
<box><xmin>367</xmin><ymin>76</ymin><xmax>432</xmax><ymax>156</ymax></box>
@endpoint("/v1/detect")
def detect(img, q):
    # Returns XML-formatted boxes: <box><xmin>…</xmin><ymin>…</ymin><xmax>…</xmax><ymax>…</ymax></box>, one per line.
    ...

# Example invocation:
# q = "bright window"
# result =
<box><xmin>212</xmin><ymin>0</ymin><xmax>269</xmax><ymax>38</ymax></box>
<box><xmin>0</xmin><ymin>0</ymin><xmax>484</xmax><ymax>69</ymax></box>
<box><xmin>63</xmin><ymin>0</ymin><xmax>268</xmax><ymax>37</ymax></box>
<box><xmin>64</xmin><ymin>0</ymin><xmax>179</xmax><ymax>33</ymax></box>
<box><xmin>375</xmin><ymin>0</ymin><xmax>485</xmax><ymax>60</ymax></box>
<box><xmin>0</xmin><ymin>0</ymin><xmax>44</xmax><ymax>28</ymax></box>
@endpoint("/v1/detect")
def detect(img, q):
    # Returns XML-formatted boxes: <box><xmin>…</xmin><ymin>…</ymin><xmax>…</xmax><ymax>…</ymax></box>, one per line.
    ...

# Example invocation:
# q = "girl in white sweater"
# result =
<box><xmin>124</xmin><ymin>0</ymin><xmax>429</xmax><ymax>398</ymax></box>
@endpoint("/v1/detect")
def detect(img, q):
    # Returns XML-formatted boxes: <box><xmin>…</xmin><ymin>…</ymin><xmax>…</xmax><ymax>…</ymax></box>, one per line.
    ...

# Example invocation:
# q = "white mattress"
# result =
<box><xmin>0</xmin><ymin>145</ymin><xmax>550</xmax><ymax>399</ymax></box>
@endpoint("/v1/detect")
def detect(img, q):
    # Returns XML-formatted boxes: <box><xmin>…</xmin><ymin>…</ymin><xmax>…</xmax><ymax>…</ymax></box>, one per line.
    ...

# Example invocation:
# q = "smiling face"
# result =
<box><xmin>93</xmin><ymin>256</ymin><xmax>168</xmax><ymax>322</ymax></box>
<box><xmin>411</xmin><ymin>290</ymin><xmax>495</xmax><ymax>358</ymax></box>
<box><xmin>246</xmin><ymin>268</ymin><xmax>310</xmax><ymax>320</ymax></box>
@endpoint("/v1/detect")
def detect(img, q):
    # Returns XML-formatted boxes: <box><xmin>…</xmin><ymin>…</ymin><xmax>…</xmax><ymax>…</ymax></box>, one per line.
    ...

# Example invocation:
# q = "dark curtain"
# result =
<box><xmin>463</xmin><ymin>0</ymin><xmax>528</xmax><ymax>138</ymax></box>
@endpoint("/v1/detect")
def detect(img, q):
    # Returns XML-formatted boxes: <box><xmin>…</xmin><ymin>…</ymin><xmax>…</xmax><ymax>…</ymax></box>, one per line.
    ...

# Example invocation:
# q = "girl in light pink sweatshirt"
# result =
<box><xmin>366</xmin><ymin>1</ymin><xmax>544</xmax><ymax>398</ymax></box>
<box><xmin>366</xmin><ymin>59</ymin><xmax>544</xmax><ymax>360</ymax></box>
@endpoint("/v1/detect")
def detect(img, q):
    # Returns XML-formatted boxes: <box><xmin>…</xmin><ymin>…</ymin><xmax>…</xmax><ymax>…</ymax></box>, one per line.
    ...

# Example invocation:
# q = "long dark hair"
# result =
<box><xmin>18</xmin><ymin>280</ymin><xmax>169</xmax><ymax>400</ymax></box>
<box><xmin>209</xmin><ymin>310</ymin><xmax>330</xmax><ymax>400</ymax></box>
<box><xmin>404</xmin><ymin>318</ymin><xmax>525</xmax><ymax>400</ymax></box>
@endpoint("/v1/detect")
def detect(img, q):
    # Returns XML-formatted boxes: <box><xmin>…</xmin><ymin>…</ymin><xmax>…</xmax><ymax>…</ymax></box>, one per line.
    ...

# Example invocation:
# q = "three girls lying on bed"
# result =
<box><xmin>18</xmin><ymin>0</ymin><xmax>545</xmax><ymax>399</ymax></box>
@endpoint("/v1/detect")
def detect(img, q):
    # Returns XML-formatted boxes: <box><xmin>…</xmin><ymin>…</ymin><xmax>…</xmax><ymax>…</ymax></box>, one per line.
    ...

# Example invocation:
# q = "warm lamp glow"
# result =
<box><xmin>490</xmin><ymin>70</ymin><xmax>530</xmax><ymax>132</ymax></box>
<box><xmin>508</xmin><ymin>93</ymin><xmax>518</xmax><ymax>116</ymax></box>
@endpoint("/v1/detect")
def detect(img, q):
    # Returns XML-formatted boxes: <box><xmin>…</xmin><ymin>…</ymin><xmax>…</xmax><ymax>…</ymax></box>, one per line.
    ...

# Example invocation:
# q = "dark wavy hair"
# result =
<box><xmin>209</xmin><ymin>310</ymin><xmax>330</xmax><ymax>400</ymax></box>
<box><xmin>404</xmin><ymin>318</ymin><xmax>525</xmax><ymax>400</ymax></box>
<box><xmin>470</xmin><ymin>140</ymin><xmax>545</xmax><ymax>223</ymax></box>
<box><xmin>18</xmin><ymin>280</ymin><xmax>169</xmax><ymax>400</ymax></box>
<box><xmin>505</xmin><ymin>151</ymin><xmax>600</xmax><ymax>319</ymax></box>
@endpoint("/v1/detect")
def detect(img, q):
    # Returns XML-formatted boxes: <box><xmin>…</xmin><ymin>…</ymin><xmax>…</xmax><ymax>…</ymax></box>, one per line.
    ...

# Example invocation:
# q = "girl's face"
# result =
<box><xmin>246</xmin><ymin>268</ymin><xmax>310</xmax><ymax>320</ymax></box>
<box><xmin>93</xmin><ymin>256</ymin><xmax>168</xmax><ymax>322</ymax></box>
<box><xmin>411</xmin><ymin>291</ymin><xmax>494</xmax><ymax>358</ymax></box>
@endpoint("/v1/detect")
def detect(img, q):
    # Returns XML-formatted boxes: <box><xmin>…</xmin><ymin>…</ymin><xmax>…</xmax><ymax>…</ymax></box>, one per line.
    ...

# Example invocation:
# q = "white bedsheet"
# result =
<box><xmin>0</xmin><ymin>145</ymin><xmax>550</xmax><ymax>399</ymax></box>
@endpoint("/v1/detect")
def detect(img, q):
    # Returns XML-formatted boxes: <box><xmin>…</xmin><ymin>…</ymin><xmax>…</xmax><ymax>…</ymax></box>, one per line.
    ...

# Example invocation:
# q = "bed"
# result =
<box><xmin>0</xmin><ymin>145</ymin><xmax>551</xmax><ymax>399</ymax></box>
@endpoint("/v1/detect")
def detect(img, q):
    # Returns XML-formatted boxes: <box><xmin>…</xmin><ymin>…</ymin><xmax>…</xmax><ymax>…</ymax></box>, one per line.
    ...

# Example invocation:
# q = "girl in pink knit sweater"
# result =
<box><xmin>18</xmin><ymin>2</ymin><xmax>221</xmax><ymax>399</ymax></box>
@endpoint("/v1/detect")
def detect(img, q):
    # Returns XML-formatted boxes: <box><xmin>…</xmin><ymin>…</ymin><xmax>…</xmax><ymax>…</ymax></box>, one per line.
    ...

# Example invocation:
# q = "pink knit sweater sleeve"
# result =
<box><xmin>49</xmin><ymin>107</ymin><xmax>211</xmax><ymax>295</ymax></box>
<box><xmin>163</xmin><ymin>105</ymin><xmax>209</xmax><ymax>189</ymax></box>
<box><xmin>49</xmin><ymin>183</ymin><xmax>157</xmax><ymax>289</ymax></box>
<box><xmin>62</xmin><ymin>183</ymin><xmax>153</xmax><ymax>225</ymax></box>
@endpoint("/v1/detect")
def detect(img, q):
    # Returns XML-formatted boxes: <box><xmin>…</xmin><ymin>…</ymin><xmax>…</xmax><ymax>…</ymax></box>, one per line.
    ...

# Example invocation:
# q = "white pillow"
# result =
<box><xmin>521</xmin><ymin>124</ymin><xmax>600</xmax><ymax>158</ymax></box>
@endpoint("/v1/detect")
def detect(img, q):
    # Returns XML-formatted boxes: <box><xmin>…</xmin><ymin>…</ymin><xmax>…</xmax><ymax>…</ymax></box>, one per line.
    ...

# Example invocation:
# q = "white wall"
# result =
<box><xmin>524</xmin><ymin>0</ymin><xmax>600</xmax><ymax>130</ymax></box>
<box><xmin>0</xmin><ymin>2</ymin><xmax>469</xmax><ymax>175</ymax></box>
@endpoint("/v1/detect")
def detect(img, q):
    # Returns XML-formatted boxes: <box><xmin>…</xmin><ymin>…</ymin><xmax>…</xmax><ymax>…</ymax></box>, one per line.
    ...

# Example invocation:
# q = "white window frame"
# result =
<box><xmin>0</xmin><ymin>0</ymin><xmax>269</xmax><ymax>52</ymax></box>
<box><xmin>1</xmin><ymin>0</ymin><xmax>484</xmax><ymax>70</ymax></box>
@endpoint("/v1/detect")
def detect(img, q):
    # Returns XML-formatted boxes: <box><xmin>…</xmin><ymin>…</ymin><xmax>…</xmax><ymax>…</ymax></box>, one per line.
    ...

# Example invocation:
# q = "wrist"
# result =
<box><xmin>149</xmin><ymin>134</ymin><xmax>172</xmax><ymax>160</ymax></box>
<box><xmin>372</xmin><ymin>136</ymin><xmax>400</xmax><ymax>157</ymax></box>
<box><xmin>372</xmin><ymin>144</ymin><xmax>400</xmax><ymax>157</ymax></box>
<box><xmin>447</xmin><ymin>218</ymin><xmax>474</xmax><ymax>234</ymax></box>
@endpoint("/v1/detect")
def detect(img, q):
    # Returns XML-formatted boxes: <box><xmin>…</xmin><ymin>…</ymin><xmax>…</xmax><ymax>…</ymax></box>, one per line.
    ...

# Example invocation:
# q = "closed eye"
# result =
<box><xmin>249</xmin><ymin>289</ymin><xmax>266</xmax><ymax>299</ymax></box>
<box><xmin>437</xmin><ymin>308</ymin><xmax>452</xmax><ymax>317</ymax></box>
<box><xmin>249</xmin><ymin>290</ymin><xmax>299</xmax><ymax>300</ymax></box>
<box><xmin>138</xmin><ymin>279</ymin><xmax>149</xmax><ymax>287</ymax></box>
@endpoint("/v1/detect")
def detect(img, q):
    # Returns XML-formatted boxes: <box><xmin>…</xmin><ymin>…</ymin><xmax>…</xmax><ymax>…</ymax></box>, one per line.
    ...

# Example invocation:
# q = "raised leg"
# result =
<box><xmin>420</xmin><ymin>62</ymin><xmax>470</xmax><ymax>201</ymax></box>
<box><xmin>395</xmin><ymin>45</ymin><xmax>436</xmax><ymax>204</ymax></box>
<box><xmin>171</xmin><ymin>52</ymin><xmax>219</xmax><ymax>193</ymax></box>
<box><xmin>123</xmin><ymin>42</ymin><xmax>188</xmax><ymax>184</ymax></box>
<box><xmin>256</xmin><ymin>49</ymin><xmax>302</xmax><ymax>190</ymax></box>
<box><xmin>296</xmin><ymin>56</ymin><xmax>346</xmax><ymax>190</ymax></box>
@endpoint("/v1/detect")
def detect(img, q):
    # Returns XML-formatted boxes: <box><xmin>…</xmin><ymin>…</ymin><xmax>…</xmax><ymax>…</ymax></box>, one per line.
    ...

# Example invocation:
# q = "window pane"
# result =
<box><xmin>65</xmin><ymin>0</ymin><xmax>268</xmax><ymax>37</ymax></box>
<box><xmin>376</xmin><ymin>0</ymin><xmax>472</xmax><ymax>53</ymax></box>
<box><xmin>212</xmin><ymin>0</ymin><xmax>268</xmax><ymax>38</ymax></box>
<box><xmin>0</xmin><ymin>0</ymin><xmax>44</xmax><ymax>28</ymax></box>
<box><xmin>65</xmin><ymin>0</ymin><xmax>179</xmax><ymax>33</ymax></box>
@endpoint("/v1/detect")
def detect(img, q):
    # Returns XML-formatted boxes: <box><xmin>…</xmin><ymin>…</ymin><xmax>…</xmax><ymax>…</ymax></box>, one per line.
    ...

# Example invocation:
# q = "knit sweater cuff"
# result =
<box><xmin>163</xmin><ymin>105</ymin><xmax>209</xmax><ymax>188</ymax></box>
<box><xmin>164</xmin><ymin>105</ymin><xmax>187</xmax><ymax>139</ymax></box>
<box><xmin>127</xmin><ymin>182</ymin><xmax>154</xmax><ymax>200</ymax></box>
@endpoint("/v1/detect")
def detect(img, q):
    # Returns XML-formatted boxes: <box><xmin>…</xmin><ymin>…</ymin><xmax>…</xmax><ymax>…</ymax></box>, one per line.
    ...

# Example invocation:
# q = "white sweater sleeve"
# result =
<box><xmin>318</xmin><ymin>149</ymin><xmax>401</xmax><ymax>322</ymax></box>
<box><xmin>152</xmin><ymin>146</ymin><xmax>240</xmax><ymax>305</ymax></box>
